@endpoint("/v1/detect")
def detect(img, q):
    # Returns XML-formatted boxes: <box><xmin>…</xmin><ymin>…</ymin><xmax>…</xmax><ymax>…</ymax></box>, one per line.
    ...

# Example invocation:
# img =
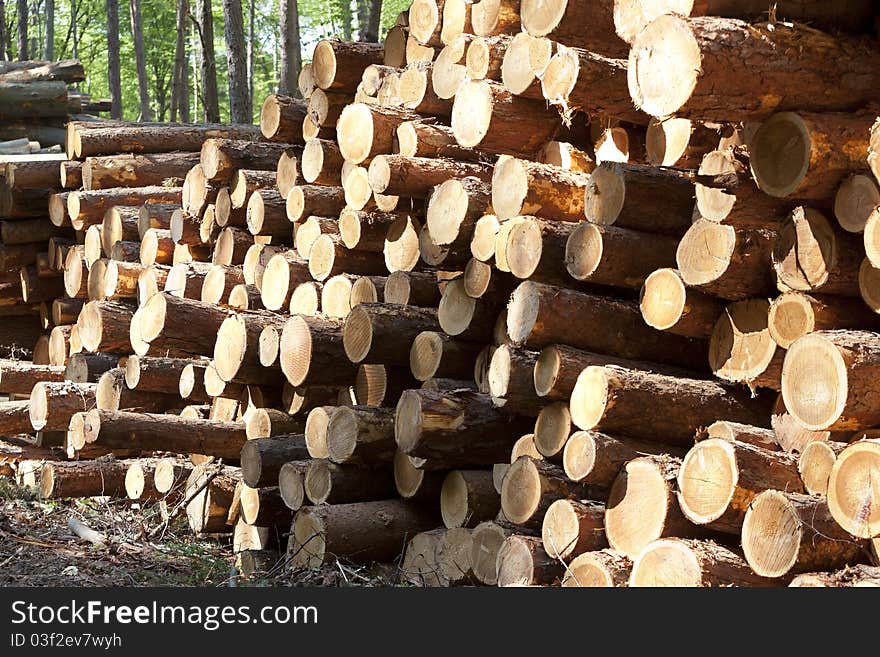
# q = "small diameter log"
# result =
<box><xmin>798</xmin><ymin>440</ymin><xmax>847</xmax><ymax>496</ymax></box>
<box><xmin>410</xmin><ymin>331</ymin><xmax>481</xmax><ymax>382</ymax></box>
<box><xmin>487</xmin><ymin>345</ymin><xmax>543</xmax><ymax>416</ymax></box>
<box><xmin>604</xmin><ymin>455</ymin><xmax>698</xmax><ymax>559</ymax></box>
<box><xmin>395</xmin><ymin>121</ymin><xmax>483</xmax><ymax>161</ymax></box>
<box><xmin>230</xmin><ymin>169</ymin><xmax>277</xmax><ymax>210</ymax></box>
<box><xmin>384</xmin><ymin>271</ymin><xmax>440</xmax><ymax>307</ymax></box>
<box><xmin>301</xmin><ymin>138</ymin><xmax>343</xmax><ymax>186</ymax></box>
<box><xmin>240</xmin><ymin>486</ymin><xmax>291</xmax><ymax>527</ymax></box>
<box><xmin>749</xmin><ymin>110</ymin><xmax>874</xmax><ymax>200</ymax></box>
<box><xmin>790</xmin><ymin>565</ymin><xmax>880</xmax><ymax>588</ymax></box>
<box><xmin>507</xmin><ymin>281</ymin><xmax>706</xmax><ymax>370</ymax></box>
<box><xmin>561</xmin><ymin>549</ymin><xmax>631</xmax><ymax>587</ymax></box>
<box><xmin>139</xmin><ymin>293</ymin><xmax>228</xmax><ymax>357</ymax></box>
<box><xmin>782</xmin><ymin>330</ymin><xmax>880</xmax><ymax>432</ymax></box>
<box><xmin>308</xmin><ymin>234</ymin><xmax>387</xmax><ymax>282</ymax></box>
<box><xmin>584</xmin><ymin>162</ymin><xmax>694</xmax><ymax>237</ymax></box>
<box><xmin>570</xmin><ymin>364</ymin><xmax>770</xmax><ymax>446</ymax></box>
<box><xmin>630</xmin><ymin>538</ymin><xmax>774</xmax><ymax>587</ymax></box>
<box><xmin>645</xmin><ymin>118</ymin><xmax>721</xmax><ymax>169</ymax></box>
<box><xmin>541</xmin><ymin>498</ymin><xmax>606</xmax><ymax>561</ymax></box>
<box><xmin>452</xmin><ymin>80</ymin><xmax>561</xmax><ymax>156</ymax></box>
<box><xmin>425</xmin><ymin>178</ymin><xmax>490</xmax><ymax>253</ymax></box>
<box><xmin>677</xmin><ymin>219</ymin><xmax>775</xmax><ymax>300</ymax></box>
<box><xmin>827</xmin><ymin>438</ymin><xmax>880</xmax><ymax>538</ymax></box>
<box><xmin>0</xmin><ymin>399</ymin><xmax>35</xmax><ymax>435</ymax></box>
<box><xmin>312</xmin><ymin>39</ymin><xmax>384</xmax><ymax>91</ymax></box>
<box><xmin>771</xmin><ymin>394</ymin><xmax>846</xmax><ymax>454</ymax></box>
<box><xmin>200</xmin><ymin>139</ymin><xmax>290</xmax><ymax>182</ymax></box>
<box><xmin>519</xmin><ymin>0</ymin><xmax>626</xmax><ymax>56</ymax></box>
<box><xmin>247</xmin><ymin>189</ymin><xmax>290</xmax><ymax>239</ymax></box>
<box><xmin>0</xmin><ymin>360</ymin><xmax>64</xmax><ymax>394</ymax></box>
<box><xmin>213</xmin><ymin>312</ymin><xmax>287</xmax><ymax>384</ymax></box>
<box><xmin>709</xmin><ymin>299</ymin><xmax>782</xmax><ymax>390</ymax></box>
<box><xmin>742</xmin><ymin>490</ymin><xmax>868</xmax><ymax>579</ymax></box>
<box><xmin>468</xmin><ymin>520</ymin><xmax>512</xmax><ymax>585</ymax></box>
<box><xmin>85</xmin><ymin>409</ymin><xmax>246</xmax><ymax>460</ymax></box>
<box><xmin>501</xmin><ymin>456</ymin><xmax>602</xmax><ymax>530</ymax></box>
<box><xmin>29</xmin><ymin>381</ymin><xmax>96</xmax><ymax>431</ymax></box>
<box><xmin>303</xmin><ymin>459</ymin><xmax>395</xmax><ymax>505</ymax></box>
<box><xmin>82</xmin><ymin>152</ymin><xmax>200</xmax><ymax>190</ymax></box>
<box><xmin>565</xmin><ymin>221</ymin><xmax>678</xmax><ymax>290</ymax></box>
<box><xmin>496</xmin><ymin>535</ymin><xmax>562</xmax><ymax>586</ymax></box>
<box><xmin>343</xmin><ymin>303</ymin><xmax>439</xmax><ymax>365</ymax></box>
<box><xmin>395</xmin><ymin>388</ymin><xmax>533</xmax><ymax>468</ymax></box>
<box><xmin>96</xmin><ymin>368</ymin><xmax>178</xmax><ymax>412</ymax></box>
<box><xmin>185</xmin><ymin>464</ymin><xmax>240</xmax><ymax>533</ymax></box>
<box><xmin>768</xmin><ymin>291</ymin><xmax>879</xmax><ymax>350</ymax></box>
<box><xmin>259</xmin><ymin>251</ymin><xmax>310</xmax><ymax>312</ymax></box>
<box><xmin>677</xmin><ymin>438</ymin><xmax>803</xmax><ymax>534</ymax></box>
<box><xmin>138</xmin><ymin>202</ymin><xmax>177</xmax><ymax>236</ymax></box>
<box><xmin>64</xmin><ymin>352</ymin><xmax>119</xmax><ymax>385</ymax></box>
<box><xmin>628</xmin><ymin>15</ymin><xmax>880</xmax><ymax>121</ymax></box>
<box><xmin>491</xmin><ymin>156</ymin><xmax>588</xmax><ymax>222</ymax></box>
<box><xmin>285</xmin><ymin>184</ymin><xmax>346</xmax><ymax>223</ymax></box>
<box><xmin>153</xmin><ymin>458</ymin><xmax>192</xmax><ymax>495</ymax></box>
<box><xmin>639</xmin><ymin>268</ymin><xmax>725</xmax><ymax>339</ymax></box>
<box><xmin>75</xmin><ymin>300</ymin><xmax>135</xmax><ymax>354</ymax></box>
<box><xmin>441</xmin><ymin>470</ymin><xmax>499</xmax><ymax>528</ymax></box>
<box><xmin>288</xmin><ymin>499</ymin><xmax>439</xmax><ymax>568</ymax></box>
<box><xmin>71</xmin><ymin>123</ymin><xmax>259</xmax><ymax>158</ymax></box>
<box><xmin>279</xmin><ymin>315</ymin><xmax>358</xmax><ymax>387</ymax></box>
<box><xmin>213</xmin><ymin>227</ymin><xmax>255</xmax><ymax>266</ymax></box>
<box><xmin>337</xmin><ymin>103</ymin><xmax>421</xmax><ymax>164</ymax></box>
<box><xmin>325</xmin><ymin>405</ymin><xmax>396</xmax><ymax>465</ymax></box>
<box><xmin>259</xmin><ymin>94</ymin><xmax>308</xmax><ymax>143</ymax></box>
<box><xmin>499</xmin><ymin>32</ymin><xmax>552</xmax><ymax>99</ymax></box>
<box><xmin>369</xmin><ymin>154</ymin><xmax>491</xmax><ymax>199</ymax></box>
<box><xmin>773</xmin><ymin>207</ymin><xmax>862</xmax><ymax>297</ymax></box>
<box><xmin>398</xmin><ymin>65</ymin><xmax>453</xmax><ymax>116</ymax></box>
<box><xmin>67</xmin><ymin>186</ymin><xmax>182</xmax><ymax>231</ymax></box>
<box><xmin>562</xmin><ymin>430</ymin><xmax>681</xmax><ymax>487</ymax></box>
<box><xmin>40</xmin><ymin>459</ymin><xmax>130</xmax><ymax>499</ymax></box>
<box><xmin>244</xmin><ymin>408</ymin><xmax>306</xmax><ymax>440</ymax></box>
<box><xmin>704</xmin><ymin>420</ymin><xmax>779</xmax><ymax>452</ymax></box>
<box><xmin>835</xmin><ymin>174</ymin><xmax>879</xmax><ymax>234</ymax></box>
<box><xmin>278</xmin><ymin>461</ymin><xmax>310</xmax><ymax>510</ymax></box>
<box><xmin>394</xmin><ymin>449</ymin><xmax>445</xmax><ymax>501</ymax></box>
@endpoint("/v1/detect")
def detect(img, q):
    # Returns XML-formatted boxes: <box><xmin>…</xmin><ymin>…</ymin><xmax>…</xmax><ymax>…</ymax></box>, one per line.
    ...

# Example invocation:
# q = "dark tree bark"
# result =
<box><xmin>16</xmin><ymin>0</ymin><xmax>27</xmax><ymax>60</ymax></box>
<box><xmin>196</xmin><ymin>0</ymin><xmax>220</xmax><ymax>122</ymax></box>
<box><xmin>0</xmin><ymin>0</ymin><xmax>7</xmax><ymax>61</ymax></box>
<box><xmin>129</xmin><ymin>0</ymin><xmax>153</xmax><ymax>121</ymax></box>
<box><xmin>248</xmin><ymin>0</ymin><xmax>254</xmax><ymax>112</ymax></box>
<box><xmin>356</xmin><ymin>0</ymin><xmax>368</xmax><ymax>40</ymax></box>
<box><xmin>44</xmin><ymin>0</ymin><xmax>54</xmax><ymax>60</ymax></box>
<box><xmin>171</xmin><ymin>0</ymin><xmax>189</xmax><ymax>122</ymax></box>
<box><xmin>339</xmin><ymin>0</ymin><xmax>353</xmax><ymax>41</ymax></box>
<box><xmin>106</xmin><ymin>0</ymin><xmax>123</xmax><ymax>119</ymax></box>
<box><xmin>222</xmin><ymin>0</ymin><xmax>250</xmax><ymax>122</ymax></box>
<box><xmin>278</xmin><ymin>0</ymin><xmax>301</xmax><ymax>97</ymax></box>
<box><xmin>366</xmin><ymin>0</ymin><xmax>382</xmax><ymax>42</ymax></box>
<box><xmin>71</xmin><ymin>0</ymin><xmax>78</xmax><ymax>60</ymax></box>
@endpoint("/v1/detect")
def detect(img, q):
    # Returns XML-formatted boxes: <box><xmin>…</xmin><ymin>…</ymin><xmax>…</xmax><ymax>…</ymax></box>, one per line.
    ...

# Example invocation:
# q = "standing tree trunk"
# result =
<box><xmin>0</xmin><ymin>0</ymin><xmax>7</xmax><ymax>61</ymax></box>
<box><xmin>222</xmin><ymin>0</ymin><xmax>250</xmax><ymax>123</ymax></box>
<box><xmin>106</xmin><ymin>0</ymin><xmax>123</xmax><ymax>119</ymax></box>
<box><xmin>71</xmin><ymin>0</ymin><xmax>78</xmax><ymax>59</ymax></box>
<box><xmin>339</xmin><ymin>0</ymin><xmax>353</xmax><ymax>41</ymax></box>
<box><xmin>129</xmin><ymin>0</ymin><xmax>153</xmax><ymax>121</ymax></box>
<box><xmin>366</xmin><ymin>0</ymin><xmax>382</xmax><ymax>42</ymax></box>
<box><xmin>196</xmin><ymin>0</ymin><xmax>220</xmax><ymax>122</ymax></box>
<box><xmin>44</xmin><ymin>0</ymin><xmax>54</xmax><ymax>59</ymax></box>
<box><xmin>247</xmin><ymin>0</ymin><xmax>254</xmax><ymax>113</ymax></box>
<box><xmin>16</xmin><ymin>0</ymin><xmax>27</xmax><ymax>60</ymax></box>
<box><xmin>356</xmin><ymin>0</ymin><xmax>368</xmax><ymax>39</ymax></box>
<box><xmin>171</xmin><ymin>0</ymin><xmax>189</xmax><ymax>122</ymax></box>
<box><xmin>278</xmin><ymin>0</ymin><xmax>302</xmax><ymax>97</ymax></box>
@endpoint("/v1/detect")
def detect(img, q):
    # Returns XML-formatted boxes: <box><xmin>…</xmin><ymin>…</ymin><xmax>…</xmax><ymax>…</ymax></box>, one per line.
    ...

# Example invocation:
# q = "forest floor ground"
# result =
<box><xmin>0</xmin><ymin>478</ymin><xmax>399</xmax><ymax>587</ymax></box>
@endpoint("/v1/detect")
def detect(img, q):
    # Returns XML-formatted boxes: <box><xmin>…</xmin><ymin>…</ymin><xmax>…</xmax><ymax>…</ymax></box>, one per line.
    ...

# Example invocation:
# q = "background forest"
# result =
<box><xmin>0</xmin><ymin>0</ymin><xmax>409</xmax><ymax>123</ymax></box>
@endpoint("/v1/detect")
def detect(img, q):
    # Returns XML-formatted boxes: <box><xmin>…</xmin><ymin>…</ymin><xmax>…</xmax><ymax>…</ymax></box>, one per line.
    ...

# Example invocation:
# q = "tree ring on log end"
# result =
<box><xmin>562</xmin><ymin>431</ymin><xmax>598</xmax><ymax>482</ymax></box>
<box><xmin>859</xmin><ymin>258</ymin><xmax>880</xmax><ymax>312</ymax></box>
<box><xmin>782</xmin><ymin>333</ymin><xmax>847</xmax><ymax>431</ymax></box>
<box><xmin>125</xmin><ymin>463</ymin><xmax>146</xmax><ymax>500</ymax></box>
<box><xmin>750</xmin><ymin>112</ymin><xmax>811</xmax><ymax>199</ymax></box>
<box><xmin>630</xmin><ymin>538</ymin><xmax>702</xmax><ymax>586</ymax></box>
<box><xmin>500</xmin><ymin>456</ymin><xmax>542</xmax><ymax>524</ymax></box>
<box><xmin>451</xmin><ymin>80</ymin><xmax>493</xmax><ymax>148</ymax></box>
<box><xmin>326</xmin><ymin>406</ymin><xmax>359</xmax><ymax>463</ymax></box>
<box><xmin>645</xmin><ymin>117</ymin><xmax>693</xmax><ymax>167</ymax></box>
<box><xmin>280</xmin><ymin>316</ymin><xmax>313</xmax><ymax>387</ymax></box>
<box><xmin>440</xmin><ymin>471</ymin><xmax>469</xmax><ymax>528</ymax></box>
<box><xmin>342</xmin><ymin>304</ymin><xmax>373</xmax><ymax>363</ymax></box>
<box><xmin>506</xmin><ymin>281</ymin><xmax>540</xmax><ymax>344</ymax></box>
<box><xmin>311</xmin><ymin>40</ymin><xmax>337</xmax><ymax>90</ymax></box>
<box><xmin>640</xmin><ymin>268</ymin><xmax>687</xmax><ymax>331</ymax></box>
<box><xmin>565</xmin><ymin>222</ymin><xmax>604</xmax><ymax>281</ymax></box>
<box><xmin>583</xmin><ymin>164</ymin><xmax>625</xmax><ymax>226</ymax></box>
<box><xmin>394</xmin><ymin>450</ymin><xmax>425</xmax><ymax>498</ymax></box>
<box><xmin>827</xmin><ymin>440</ymin><xmax>880</xmax><ymax>538</ymax></box>
<box><xmin>605</xmin><ymin>458</ymin><xmax>673</xmax><ymax>558</ymax></box>
<box><xmin>569</xmin><ymin>366</ymin><xmax>610</xmax><ymax>432</ymax></box>
<box><xmin>677</xmin><ymin>438</ymin><xmax>737</xmax><ymax>525</ymax></box>
<box><xmin>677</xmin><ymin>219</ymin><xmax>735</xmax><ymax>287</ymax></box>
<box><xmin>741</xmin><ymin>490</ymin><xmax>801</xmax><ymax>578</ymax></box>
<box><xmin>534</xmin><ymin>402</ymin><xmax>571</xmax><ymax>457</ymax></box>
<box><xmin>394</xmin><ymin>389</ymin><xmax>423</xmax><ymax>454</ymax></box>
<box><xmin>767</xmin><ymin>292</ymin><xmax>815</xmax><ymax>349</ymax></box>
<box><xmin>305</xmin><ymin>460</ymin><xmax>333</xmax><ymax>504</ymax></box>
<box><xmin>411</xmin><ymin>331</ymin><xmax>444</xmax><ymax>381</ymax></box>
<box><xmin>336</xmin><ymin>104</ymin><xmax>374</xmax><ymax>164</ymax></box>
<box><xmin>542</xmin><ymin>499</ymin><xmax>584</xmax><ymax>559</ymax></box>
<box><xmin>438</xmin><ymin>279</ymin><xmax>476</xmax><ymax>336</ymax></box>
<box><xmin>834</xmin><ymin>174</ymin><xmax>879</xmax><ymax>234</ymax></box>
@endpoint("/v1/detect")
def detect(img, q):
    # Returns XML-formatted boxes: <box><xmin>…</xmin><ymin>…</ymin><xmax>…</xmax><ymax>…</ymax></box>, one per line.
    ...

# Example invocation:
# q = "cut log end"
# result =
<box><xmin>451</xmin><ymin>80</ymin><xmax>493</xmax><ymax>148</ymax></box>
<box><xmin>749</xmin><ymin>112</ymin><xmax>812</xmax><ymax>199</ymax></box>
<box><xmin>827</xmin><ymin>440</ymin><xmax>880</xmax><ymax>538</ymax></box>
<box><xmin>676</xmin><ymin>438</ymin><xmax>737</xmax><ymax>526</ymax></box>
<box><xmin>499</xmin><ymin>456</ymin><xmax>543</xmax><ymax>525</ymax></box>
<box><xmin>410</xmin><ymin>331</ymin><xmax>445</xmax><ymax>381</ymax></box>
<box><xmin>639</xmin><ymin>268</ymin><xmax>687</xmax><ymax>331</ymax></box>
<box><xmin>342</xmin><ymin>304</ymin><xmax>374</xmax><ymax>363</ymax></box>
<box><xmin>741</xmin><ymin>490</ymin><xmax>809</xmax><ymax>578</ymax></box>
<box><xmin>781</xmin><ymin>333</ymin><xmax>847</xmax><ymax>432</ymax></box>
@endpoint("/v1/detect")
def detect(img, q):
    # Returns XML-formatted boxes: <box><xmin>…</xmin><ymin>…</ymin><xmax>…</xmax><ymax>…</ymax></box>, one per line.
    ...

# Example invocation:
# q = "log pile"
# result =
<box><xmin>2</xmin><ymin>5</ymin><xmax>880</xmax><ymax>587</ymax></box>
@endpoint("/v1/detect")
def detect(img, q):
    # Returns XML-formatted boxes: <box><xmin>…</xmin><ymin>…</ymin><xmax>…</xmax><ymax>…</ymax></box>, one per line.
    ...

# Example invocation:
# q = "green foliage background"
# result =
<box><xmin>3</xmin><ymin>0</ymin><xmax>411</xmax><ymax>122</ymax></box>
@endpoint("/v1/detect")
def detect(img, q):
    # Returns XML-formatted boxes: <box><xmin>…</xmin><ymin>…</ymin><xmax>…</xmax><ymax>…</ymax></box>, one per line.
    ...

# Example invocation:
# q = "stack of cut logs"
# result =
<box><xmin>2</xmin><ymin>0</ymin><xmax>880</xmax><ymax>587</ymax></box>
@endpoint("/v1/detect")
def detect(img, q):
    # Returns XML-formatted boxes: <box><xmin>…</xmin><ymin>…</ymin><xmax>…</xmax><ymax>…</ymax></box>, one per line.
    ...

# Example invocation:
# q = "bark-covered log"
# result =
<box><xmin>639</xmin><ymin>268</ymin><xmax>725</xmax><ymax>339</ymax></box>
<box><xmin>70</xmin><ymin>123</ymin><xmax>260</xmax><ymax>158</ymax></box>
<box><xmin>827</xmin><ymin>438</ymin><xmax>880</xmax><ymax>538</ymax></box>
<box><xmin>630</xmin><ymin>538</ymin><xmax>775</xmax><ymax>587</ymax></box>
<box><xmin>82</xmin><ymin>152</ymin><xmax>200</xmax><ymax>190</ymax></box>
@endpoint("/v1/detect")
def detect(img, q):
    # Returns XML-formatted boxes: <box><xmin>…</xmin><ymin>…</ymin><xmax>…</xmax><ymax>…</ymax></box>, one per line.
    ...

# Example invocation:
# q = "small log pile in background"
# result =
<box><xmin>2</xmin><ymin>1</ymin><xmax>880</xmax><ymax>587</ymax></box>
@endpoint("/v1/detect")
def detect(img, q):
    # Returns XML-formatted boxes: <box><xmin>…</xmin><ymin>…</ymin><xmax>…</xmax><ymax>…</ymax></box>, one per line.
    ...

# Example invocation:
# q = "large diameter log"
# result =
<box><xmin>325</xmin><ymin>405</ymin><xmax>396</xmax><ymax>465</ymax></box>
<box><xmin>259</xmin><ymin>94</ymin><xmax>308</xmax><ymax>143</ymax></box>
<box><xmin>639</xmin><ymin>268</ymin><xmax>724</xmax><ymax>339</ymax></box>
<box><xmin>29</xmin><ymin>381</ymin><xmax>96</xmax><ymax>431</ymax></box>
<box><xmin>827</xmin><ymin>438</ymin><xmax>880</xmax><ymax>538</ymax></box>
<box><xmin>709</xmin><ymin>299</ymin><xmax>782</xmax><ymax>390</ymax></box>
<box><xmin>71</xmin><ymin>123</ymin><xmax>259</xmax><ymax>158</ymax></box>
<box><xmin>507</xmin><ymin>281</ymin><xmax>706</xmax><ymax>370</ymax></box>
<box><xmin>496</xmin><ymin>535</ymin><xmax>562</xmax><ymax>586</ymax></box>
<box><xmin>584</xmin><ymin>163</ymin><xmax>694</xmax><ymax>238</ymax></box>
<box><xmin>541</xmin><ymin>498</ymin><xmax>606</xmax><ymax>560</ymax></box>
<box><xmin>520</xmin><ymin>0</ymin><xmax>626</xmax><ymax>57</ymax></box>
<box><xmin>782</xmin><ymin>330</ymin><xmax>880</xmax><ymax>432</ymax></box>
<box><xmin>0</xmin><ymin>360</ymin><xmax>63</xmax><ymax>394</ymax></box>
<box><xmin>451</xmin><ymin>80</ymin><xmax>562</xmax><ymax>156</ymax></box>
<box><xmin>492</xmin><ymin>156</ymin><xmax>589</xmax><ymax>222</ymax></box>
<box><xmin>75</xmin><ymin>300</ymin><xmax>135</xmax><ymax>354</ymax></box>
<box><xmin>677</xmin><ymin>438</ymin><xmax>802</xmax><ymax>534</ymax></box>
<box><xmin>343</xmin><ymin>303</ymin><xmax>439</xmax><ymax>365</ymax></box>
<box><xmin>82</xmin><ymin>152</ymin><xmax>200</xmax><ymax>190</ymax></box>
<box><xmin>768</xmin><ymin>291</ymin><xmax>880</xmax><ymax>350</ymax></box>
<box><xmin>140</xmin><ymin>293</ymin><xmax>228</xmax><ymax>357</ymax></box>
<box><xmin>677</xmin><ymin>219</ymin><xmax>775</xmax><ymax>300</ymax></box>
<box><xmin>0</xmin><ymin>81</ymin><xmax>69</xmax><ymax>119</ymax></box>
<box><xmin>279</xmin><ymin>315</ymin><xmax>358</xmax><ymax>387</ymax></box>
<box><xmin>312</xmin><ymin>40</ymin><xmax>384</xmax><ymax>91</ymax></box>
<box><xmin>304</xmin><ymin>460</ymin><xmax>395</xmax><ymax>505</ymax></box>
<box><xmin>368</xmin><ymin>154</ymin><xmax>491</xmax><ymax>199</ymax></box>
<box><xmin>798</xmin><ymin>440</ymin><xmax>846</xmax><ymax>496</ymax></box>
<box><xmin>288</xmin><ymin>499</ymin><xmax>439</xmax><ymax>568</ymax></box>
<box><xmin>85</xmin><ymin>409</ymin><xmax>246</xmax><ymax>460</ymax></box>
<box><xmin>835</xmin><ymin>174</ymin><xmax>880</xmax><ymax>234</ymax></box>
<box><xmin>749</xmin><ymin>111</ymin><xmax>874</xmax><ymax>200</ymax></box>
<box><xmin>441</xmin><ymin>470</ymin><xmax>500</xmax><ymax>529</ymax></box>
<box><xmin>561</xmin><ymin>549</ymin><xmax>631</xmax><ymax>587</ymax></box>
<box><xmin>562</xmin><ymin>430</ymin><xmax>683</xmax><ymax>486</ymax></box>
<box><xmin>184</xmin><ymin>464</ymin><xmax>240</xmax><ymax>533</ymax></box>
<box><xmin>570</xmin><ymin>364</ymin><xmax>771</xmax><ymax>445</ymax></box>
<box><xmin>565</xmin><ymin>221</ymin><xmax>678</xmax><ymax>290</ymax></box>
<box><xmin>604</xmin><ymin>455</ymin><xmax>700</xmax><ymax>559</ymax></box>
<box><xmin>337</xmin><ymin>103</ymin><xmax>420</xmax><ymax>164</ymax></box>
<box><xmin>395</xmin><ymin>388</ymin><xmax>533</xmax><ymax>468</ymax></box>
<box><xmin>40</xmin><ymin>459</ymin><xmax>131</xmax><ymax>499</ymax></box>
<box><xmin>628</xmin><ymin>15</ymin><xmax>880</xmax><ymax>121</ymax></box>
<box><xmin>743</xmin><ymin>490</ymin><xmax>868</xmax><ymax>578</ymax></box>
<box><xmin>630</xmin><ymin>538</ymin><xmax>774</xmax><ymax>587</ymax></box>
<box><xmin>0</xmin><ymin>399</ymin><xmax>36</xmax><ymax>435</ymax></box>
<box><xmin>773</xmin><ymin>207</ymin><xmax>861</xmax><ymax>297</ymax></box>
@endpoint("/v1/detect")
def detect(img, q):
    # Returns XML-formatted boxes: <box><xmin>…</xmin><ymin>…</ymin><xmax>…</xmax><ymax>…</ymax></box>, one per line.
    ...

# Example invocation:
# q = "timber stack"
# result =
<box><xmin>1</xmin><ymin>2</ymin><xmax>880</xmax><ymax>588</ymax></box>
